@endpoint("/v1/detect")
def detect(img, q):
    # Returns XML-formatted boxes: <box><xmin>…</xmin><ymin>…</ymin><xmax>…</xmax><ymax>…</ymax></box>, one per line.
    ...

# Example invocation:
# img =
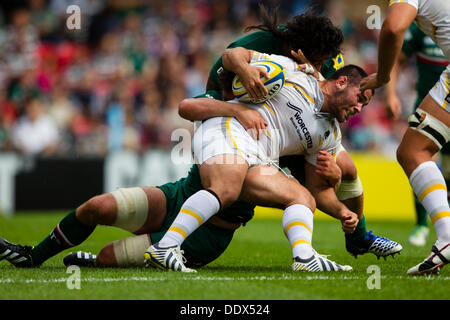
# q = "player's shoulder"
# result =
<box><xmin>227</xmin><ymin>30</ymin><xmax>280</xmax><ymax>51</ymax></box>
<box><xmin>389</xmin><ymin>0</ymin><xmax>418</xmax><ymax>9</ymax></box>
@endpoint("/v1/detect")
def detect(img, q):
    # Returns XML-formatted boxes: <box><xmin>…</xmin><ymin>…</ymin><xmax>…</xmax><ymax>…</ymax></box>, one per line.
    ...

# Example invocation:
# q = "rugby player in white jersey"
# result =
<box><xmin>145</xmin><ymin>52</ymin><xmax>373</xmax><ymax>273</ymax></box>
<box><xmin>360</xmin><ymin>0</ymin><xmax>450</xmax><ymax>275</ymax></box>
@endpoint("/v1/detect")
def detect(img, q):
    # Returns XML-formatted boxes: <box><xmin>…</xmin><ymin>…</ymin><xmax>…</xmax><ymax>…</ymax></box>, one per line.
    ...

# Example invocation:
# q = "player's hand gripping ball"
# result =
<box><xmin>232</xmin><ymin>60</ymin><xmax>285</xmax><ymax>104</ymax></box>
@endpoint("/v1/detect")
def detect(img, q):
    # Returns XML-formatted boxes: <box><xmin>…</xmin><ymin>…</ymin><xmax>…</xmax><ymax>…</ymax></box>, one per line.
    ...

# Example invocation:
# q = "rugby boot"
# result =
<box><xmin>144</xmin><ymin>243</ymin><xmax>196</xmax><ymax>273</ymax></box>
<box><xmin>63</xmin><ymin>251</ymin><xmax>97</xmax><ymax>267</ymax></box>
<box><xmin>408</xmin><ymin>225</ymin><xmax>429</xmax><ymax>247</ymax></box>
<box><xmin>0</xmin><ymin>237</ymin><xmax>34</xmax><ymax>268</ymax></box>
<box><xmin>346</xmin><ymin>231</ymin><xmax>403</xmax><ymax>259</ymax></box>
<box><xmin>407</xmin><ymin>239</ymin><xmax>449</xmax><ymax>275</ymax></box>
<box><xmin>292</xmin><ymin>250</ymin><xmax>352</xmax><ymax>272</ymax></box>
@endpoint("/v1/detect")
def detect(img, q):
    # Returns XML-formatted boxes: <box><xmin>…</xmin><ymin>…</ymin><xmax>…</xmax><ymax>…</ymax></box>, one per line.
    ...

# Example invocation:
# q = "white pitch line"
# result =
<box><xmin>0</xmin><ymin>275</ymin><xmax>449</xmax><ymax>284</ymax></box>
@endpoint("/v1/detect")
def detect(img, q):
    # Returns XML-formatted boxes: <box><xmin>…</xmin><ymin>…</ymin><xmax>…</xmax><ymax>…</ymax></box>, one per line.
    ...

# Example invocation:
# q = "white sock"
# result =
<box><xmin>409</xmin><ymin>161</ymin><xmax>450</xmax><ymax>242</ymax></box>
<box><xmin>282</xmin><ymin>204</ymin><xmax>314</xmax><ymax>259</ymax></box>
<box><xmin>158</xmin><ymin>190</ymin><xmax>221</xmax><ymax>247</ymax></box>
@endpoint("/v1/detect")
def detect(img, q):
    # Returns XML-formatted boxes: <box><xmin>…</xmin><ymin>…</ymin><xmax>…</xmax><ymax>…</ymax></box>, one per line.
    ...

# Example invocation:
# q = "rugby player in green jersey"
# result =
<box><xmin>0</xmin><ymin>8</ymin><xmax>400</xmax><ymax>270</ymax></box>
<box><xmin>385</xmin><ymin>23</ymin><xmax>449</xmax><ymax>247</ymax></box>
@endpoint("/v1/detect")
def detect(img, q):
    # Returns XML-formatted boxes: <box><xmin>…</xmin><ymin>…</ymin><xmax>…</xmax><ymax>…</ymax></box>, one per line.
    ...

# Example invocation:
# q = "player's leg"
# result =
<box><xmin>64</xmin><ymin>213</ymin><xmax>239</xmax><ymax>269</ymax></box>
<box><xmin>145</xmin><ymin>154</ymin><xmax>248</xmax><ymax>272</ymax></box>
<box><xmin>336</xmin><ymin>149</ymin><xmax>402</xmax><ymax>259</ymax></box>
<box><xmin>240</xmin><ymin>165</ymin><xmax>352</xmax><ymax>271</ymax></box>
<box><xmin>0</xmin><ymin>187</ymin><xmax>167</xmax><ymax>267</ymax></box>
<box><xmin>63</xmin><ymin>234</ymin><xmax>152</xmax><ymax>268</ymax></box>
<box><xmin>396</xmin><ymin>86</ymin><xmax>450</xmax><ymax>274</ymax></box>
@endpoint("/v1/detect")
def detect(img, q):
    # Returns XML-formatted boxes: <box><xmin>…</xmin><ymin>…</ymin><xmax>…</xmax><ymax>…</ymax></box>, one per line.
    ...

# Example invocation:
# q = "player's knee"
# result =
<box><xmin>286</xmin><ymin>188</ymin><xmax>316</xmax><ymax>212</ymax></box>
<box><xmin>339</xmin><ymin>160</ymin><xmax>357</xmax><ymax>181</ymax></box>
<box><xmin>217</xmin><ymin>188</ymin><xmax>241</xmax><ymax>208</ymax></box>
<box><xmin>396</xmin><ymin>142</ymin><xmax>410</xmax><ymax>169</ymax></box>
<box><xmin>96</xmin><ymin>243</ymin><xmax>117</xmax><ymax>267</ymax></box>
<box><xmin>78</xmin><ymin>195</ymin><xmax>115</xmax><ymax>226</ymax></box>
<box><xmin>336</xmin><ymin>176</ymin><xmax>363</xmax><ymax>201</ymax></box>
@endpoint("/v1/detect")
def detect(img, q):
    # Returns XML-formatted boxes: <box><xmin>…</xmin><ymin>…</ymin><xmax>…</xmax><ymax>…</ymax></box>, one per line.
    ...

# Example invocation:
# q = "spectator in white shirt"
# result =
<box><xmin>11</xmin><ymin>98</ymin><xmax>60</xmax><ymax>156</ymax></box>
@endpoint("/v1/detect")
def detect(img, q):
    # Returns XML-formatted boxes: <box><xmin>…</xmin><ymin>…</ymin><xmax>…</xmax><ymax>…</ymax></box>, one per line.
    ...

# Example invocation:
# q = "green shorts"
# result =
<box><xmin>153</xmin><ymin>180</ymin><xmax>235</xmax><ymax>268</ymax></box>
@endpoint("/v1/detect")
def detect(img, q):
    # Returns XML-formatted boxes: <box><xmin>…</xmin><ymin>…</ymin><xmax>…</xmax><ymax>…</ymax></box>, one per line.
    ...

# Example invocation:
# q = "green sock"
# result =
<box><xmin>31</xmin><ymin>210</ymin><xmax>95</xmax><ymax>266</ymax></box>
<box><xmin>345</xmin><ymin>215</ymin><xmax>367</xmax><ymax>242</ymax></box>
<box><xmin>414</xmin><ymin>195</ymin><xmax>428</xmax><ymax>227</ymax></box>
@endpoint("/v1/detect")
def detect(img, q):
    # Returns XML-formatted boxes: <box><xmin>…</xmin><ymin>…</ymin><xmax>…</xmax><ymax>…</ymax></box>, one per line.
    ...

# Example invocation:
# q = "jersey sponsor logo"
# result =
<box><xmin>286</xmin><ymin>101</ymin><xmax>313</xmax><ymax>149</ymax></box>
<box><xmin>286</xmin><ymin>101</ymin><xmax>303</xmax><ymax>114</ymax></box>
<box><xmin>445</xmin><ymin>93</ymin><xmax>450</xmax><ymax>104</ymax></box>
<box><xmin>293</xmin><ymin>113</ymin><xmax>313</xmax><ymax>148</ymax></box>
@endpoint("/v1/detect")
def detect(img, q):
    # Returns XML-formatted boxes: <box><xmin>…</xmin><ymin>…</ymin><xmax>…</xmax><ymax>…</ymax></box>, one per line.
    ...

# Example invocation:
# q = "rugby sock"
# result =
<box><xmin>158</xmin><ymin>189</ymin><xmax>221</xmax><ymax>248</ymax></box>
<box><xmin>347</xmin><ymin>215</ymin><xmax>367</xmax><ymax>241</ymax></box>
<box><xmin>31</xmin><ymin>210</ymin><xmax>95</xmax><ymax>266</ymax></box>
<box><xmin>409</xmin><ymin>161</ymin><xmax>450</xmax><ymax>242</ymax></box>
<box><xmin>282</xmin><ymin>204</ymin><xmax>314</xmax><ymax>259</ymax></box>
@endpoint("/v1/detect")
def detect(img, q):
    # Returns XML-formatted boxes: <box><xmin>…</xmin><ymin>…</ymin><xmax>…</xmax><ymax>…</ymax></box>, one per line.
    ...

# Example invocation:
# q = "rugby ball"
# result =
<box><xmin>232</xmin><ymin>60</ymin><xmax>285</xmax><ymax>104</ymax></box>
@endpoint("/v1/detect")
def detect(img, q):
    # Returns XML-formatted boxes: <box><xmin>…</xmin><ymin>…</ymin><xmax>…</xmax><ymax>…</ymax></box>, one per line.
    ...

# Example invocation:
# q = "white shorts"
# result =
<box><xmin>192</xmin><ymin>117</ymin><xmax>271</xmax><ymax>166</ymax></box>
<box><xmin>429</xmin><ymin>65</ymin><xmax>450</xmax><ymax>112</ymax></box>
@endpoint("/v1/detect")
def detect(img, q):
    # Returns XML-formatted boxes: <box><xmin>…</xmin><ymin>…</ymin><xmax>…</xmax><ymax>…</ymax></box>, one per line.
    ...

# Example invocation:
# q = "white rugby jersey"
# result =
<box><xmin>389</xmin><ymin>0</ymin><xmax>450</xmax><ymax>61</ymax></box>
<box><xmin>242</xmin><ymin>52</ymin><xmax>341</xmax><ymax>165</ymax></box>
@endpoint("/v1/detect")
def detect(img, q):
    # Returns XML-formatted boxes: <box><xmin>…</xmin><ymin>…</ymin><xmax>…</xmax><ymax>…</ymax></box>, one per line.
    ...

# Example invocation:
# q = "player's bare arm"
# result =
<box><xmin>315</xmin><ymin>150</ymin><xmax>341</xmax><ymax>189</ymax></box>
<box><xmin>222</xmin><ymin>47</ymin><xmax>269</xmax><ymax>100</ymax></box>
<box><xmin>360</xmin><ymin>3</ymin><xmax>417</xmax><ymax>91</ymax></box>
<box><xmin>304</xmin><ymin>160</ymin><xmax>358</xmax><ymax>234</ymax></box>
<box><xmin>178</xmin><ymin>98</ymin><xmax>267</xmax><ymax>140</ymax></box>
<box><xmin>384</xmin><ymin>51</ymin><xmax>409</xmax><ymax>119</ymax></box>
<box><xmin>290</xmin><ymin>49</ymin><xmax>324</xmax><ymax>81</ymax></box>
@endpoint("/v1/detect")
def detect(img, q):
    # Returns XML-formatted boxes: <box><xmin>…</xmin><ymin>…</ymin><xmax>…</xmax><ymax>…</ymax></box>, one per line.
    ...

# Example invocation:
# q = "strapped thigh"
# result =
<box><xmin>111</xmin><ymin>187</ymin><xmax>149</xmax><ymax>233</ymax></box>
<box><xmin>408</xmin><ymin>108</ymin><xmax>450</xmax><ymax>149</ymax></box>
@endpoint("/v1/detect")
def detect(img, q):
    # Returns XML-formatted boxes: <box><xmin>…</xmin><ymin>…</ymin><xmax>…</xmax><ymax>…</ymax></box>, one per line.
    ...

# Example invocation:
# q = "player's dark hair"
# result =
<box><xmin>245</xmin><ymin>4</ymin><xmax>343</xmax><ymax>65</ymax></box>
<box><xmin>329</xmin><ymin>65</ymin><xmax>367</xmax><ymax>85</ymax></box>
<box><xmin>329</xmin><ymin>65</ymin><xmax>375</xmax><ymax>94</ymax></box>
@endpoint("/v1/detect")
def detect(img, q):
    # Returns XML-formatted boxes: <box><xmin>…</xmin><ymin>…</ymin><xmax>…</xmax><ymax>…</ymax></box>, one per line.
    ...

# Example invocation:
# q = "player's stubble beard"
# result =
<box><xmin>320</xmin><ymin>82</ymin><xmax>349</xmax><ymax>123</ymax></box>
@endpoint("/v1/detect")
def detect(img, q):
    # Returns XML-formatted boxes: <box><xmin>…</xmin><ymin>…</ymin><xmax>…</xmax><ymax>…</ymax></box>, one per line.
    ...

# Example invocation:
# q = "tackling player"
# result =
<box><xmin>204</xmin><ymin>6</ymin><xmax>401</xmax><ymax>259</ymax></box>
<box><xmin>145</xmin><ymin>54</ymin><xmax>375</xmax><ymax>272</ymax></box>
<box><xmin>384</xmin><ymin>23</ymin><xmax>449</xmax><ymax>247</ymax></box>
<box><xmin>360</xmin><ymin>0</ymin><xmax>450</xmax><ymax>275</ymax></box>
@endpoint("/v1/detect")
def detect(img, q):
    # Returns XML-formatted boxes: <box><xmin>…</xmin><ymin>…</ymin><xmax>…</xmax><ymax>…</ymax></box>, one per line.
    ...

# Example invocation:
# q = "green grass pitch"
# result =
<box><xmin>0</xmin><ymin>212</ymin><xmax>449</xmax><ymax>300</ymax></box>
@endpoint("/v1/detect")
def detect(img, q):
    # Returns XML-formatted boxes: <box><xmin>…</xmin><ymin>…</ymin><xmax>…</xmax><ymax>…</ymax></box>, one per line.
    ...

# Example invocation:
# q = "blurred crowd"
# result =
<box><xmin>0</xmin><ymin>0</ymin><xmax>418</xmax><ymax>158</ymax></box>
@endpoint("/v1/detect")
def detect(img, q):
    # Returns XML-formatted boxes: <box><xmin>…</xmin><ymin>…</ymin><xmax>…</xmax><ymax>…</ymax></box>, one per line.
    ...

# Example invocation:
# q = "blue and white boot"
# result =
<box><xmin>346</xmin><ymin>231</ymin><xmax>403</xmax><ymax>259</ymax></box>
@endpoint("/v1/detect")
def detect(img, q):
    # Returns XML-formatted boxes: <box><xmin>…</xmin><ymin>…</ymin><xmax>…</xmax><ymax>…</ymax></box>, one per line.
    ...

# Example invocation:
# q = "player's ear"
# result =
<box><xmin>335</xmin><ymin>75</ymin><xmax>348</xmax><ymax>90</ymax></box>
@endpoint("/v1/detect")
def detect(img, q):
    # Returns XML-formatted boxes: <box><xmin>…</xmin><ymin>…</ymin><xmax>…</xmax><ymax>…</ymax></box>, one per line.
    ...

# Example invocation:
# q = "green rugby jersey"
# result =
<box><xmin>208</xmin><ymin>29</ymin><xmax>344</xmax><ymax>90</ymax></box>
<box><xmin>402</xmin><ymin>23</ymin><xmax>448</xmax><ymax>108</ymax></box>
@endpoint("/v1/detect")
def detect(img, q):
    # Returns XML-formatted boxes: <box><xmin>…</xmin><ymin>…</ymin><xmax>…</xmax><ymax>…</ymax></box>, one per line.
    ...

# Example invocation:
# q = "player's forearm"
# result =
<box><xmin>385</xmin><ymin>52</ymin><xmax>408</xmax><ymax>97</ymax></box>
<box><xmin>385</xmin><ymin>59</ymin><xmax>400</xmax><ymax>98</ymax></box>
<box><xmin>376</xmin><ymin>4</ymin><xmax>416</xmax><ymax>85</ymax></box>
<box><xmin>376</xmin><ymin>26</ymin><xmax>405</xmax><ymax>85</ymax></box>
<box><xmin>311</xmin><ymin>187</ymin><xmax>348</xmax><ymax>221</ymax></box>
<box><xmin>222</xmin><ymin>47</ymin><xmax>253</xmax><ymax>75</ymax></box>
<box><xmin>178</xmin><ymin>98</ymin><xmax>242</xmax><ymax>121</ymax></box>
